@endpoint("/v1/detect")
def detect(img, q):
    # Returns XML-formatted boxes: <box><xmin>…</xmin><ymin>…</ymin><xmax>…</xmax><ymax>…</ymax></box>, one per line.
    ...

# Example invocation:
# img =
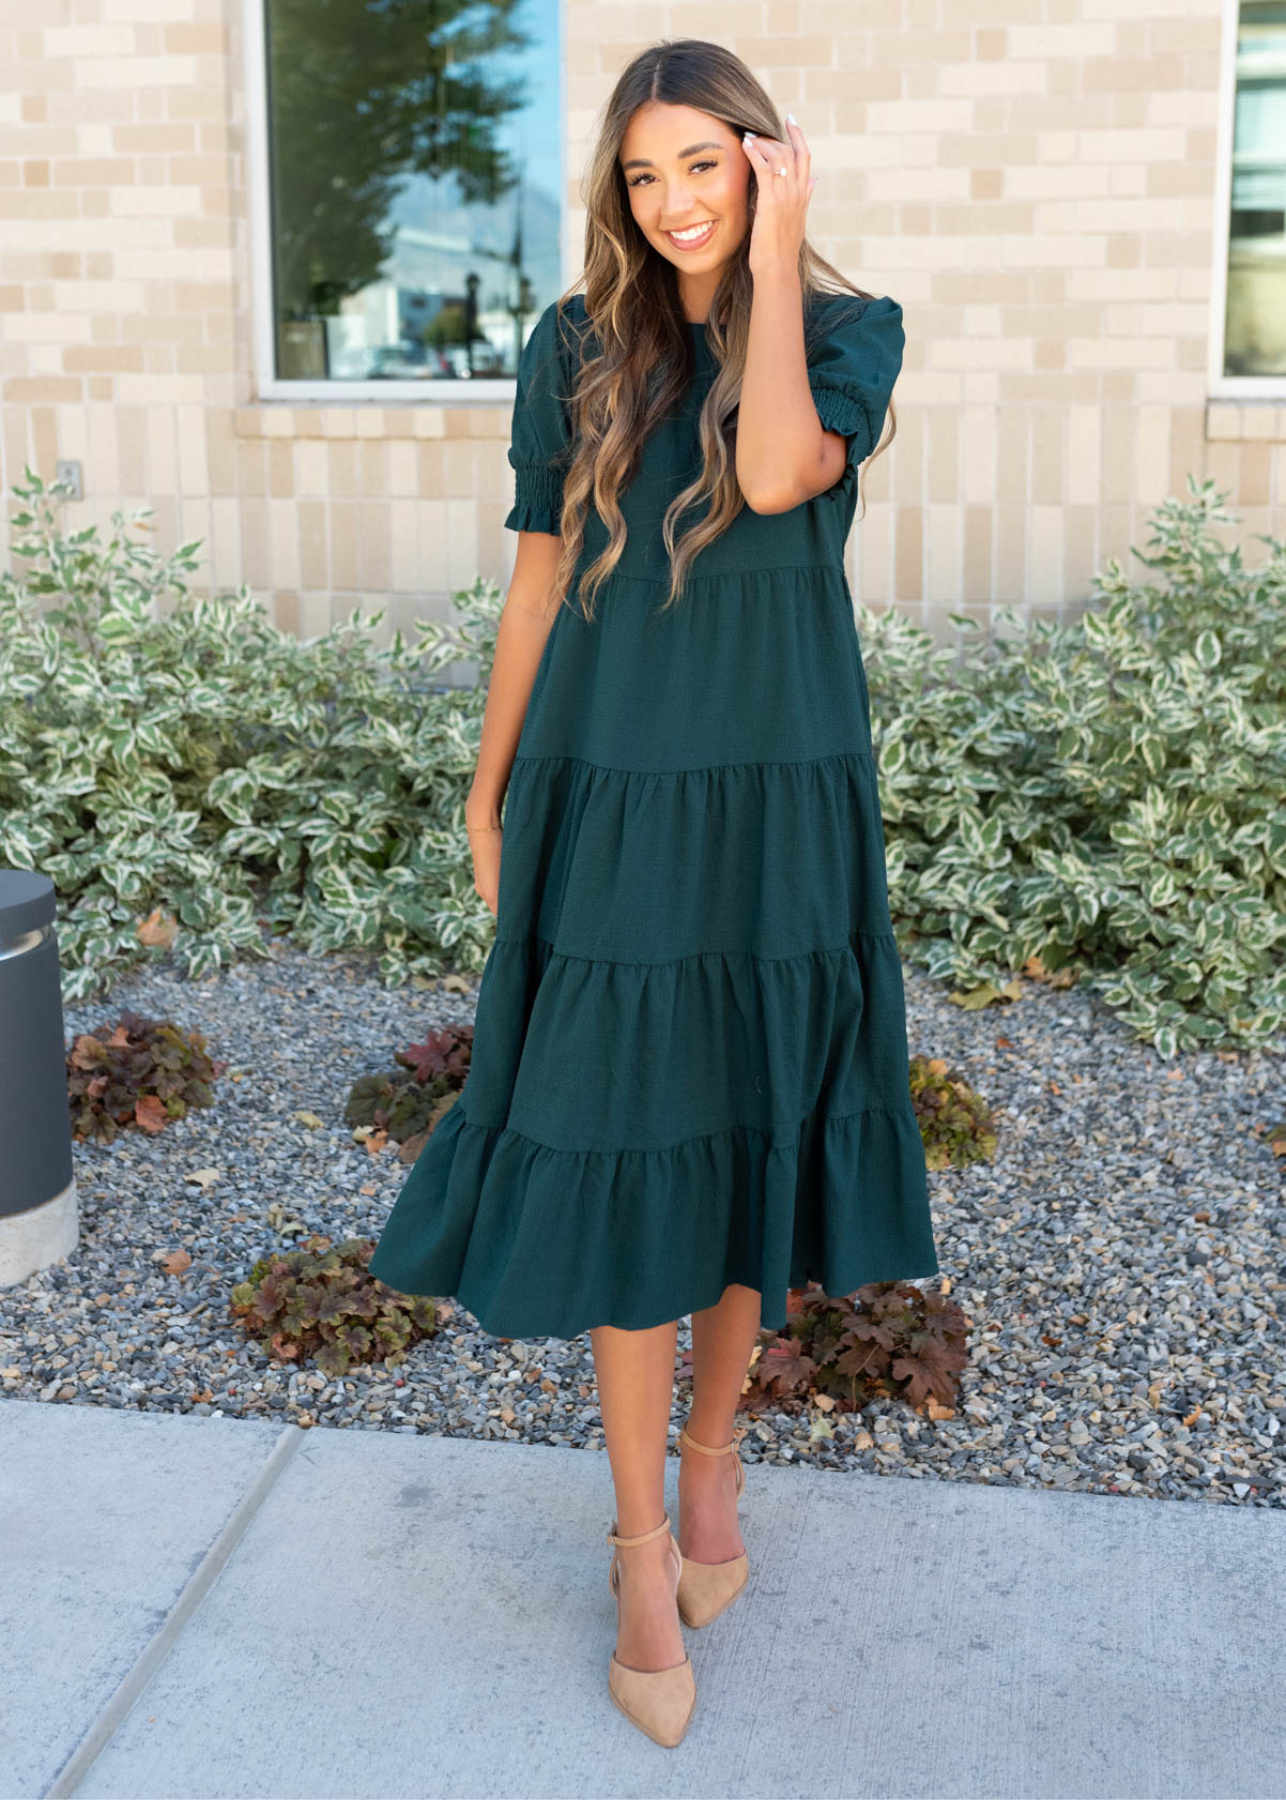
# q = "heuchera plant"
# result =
<box><xmin>909</xmin><ymin>1053</ymin><xmax>998</xmax><ymax>1171</ymax></box>
<box><xmin>67</xmin><ymin>1008</ymin><xmax>225</xmax><ymax>1142</ymax></box>
<box><xmin>737</xmin><ymin>1280</ymin><xmax>971</xmax><ymax>1415</ymax></box>
<box><xmin>344</xmin><ymin>1023</ymin><xmax>473</xmax><ymax>1161</ymax></box>
<box><xmin>229</xmin><ymin>1232</ymin><xmax>437</xmax><ymax>1377</ymax></box>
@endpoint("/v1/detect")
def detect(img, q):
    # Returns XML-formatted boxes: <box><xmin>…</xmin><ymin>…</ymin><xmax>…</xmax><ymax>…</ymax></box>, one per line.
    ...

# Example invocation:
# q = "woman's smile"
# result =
<box><xmin>664</xmin><ymin>219</ymin><xmax>718</xmax><ymax>251</ymax></box>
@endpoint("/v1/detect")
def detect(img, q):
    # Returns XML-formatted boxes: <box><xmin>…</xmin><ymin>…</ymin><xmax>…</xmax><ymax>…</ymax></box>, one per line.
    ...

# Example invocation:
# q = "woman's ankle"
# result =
<box><xmin>682</xmin><ymin>1412</ymin><xmax>740</xmax><ymax>1449</ymax></box>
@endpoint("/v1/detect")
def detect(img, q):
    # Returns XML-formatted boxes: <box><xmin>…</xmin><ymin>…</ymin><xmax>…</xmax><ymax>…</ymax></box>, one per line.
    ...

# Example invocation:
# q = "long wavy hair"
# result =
<box><xmin>538</xmin><ymin>37</ymin><xmax>897</xmax><ymax>623</ymax></box>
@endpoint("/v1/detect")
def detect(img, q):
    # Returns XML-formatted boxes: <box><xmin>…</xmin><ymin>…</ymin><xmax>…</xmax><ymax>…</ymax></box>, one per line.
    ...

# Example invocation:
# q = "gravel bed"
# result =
<box><xmin>2</xmin><ymin>940</ymin><xmax>1283</xmax><ymax>1509</ymax></box>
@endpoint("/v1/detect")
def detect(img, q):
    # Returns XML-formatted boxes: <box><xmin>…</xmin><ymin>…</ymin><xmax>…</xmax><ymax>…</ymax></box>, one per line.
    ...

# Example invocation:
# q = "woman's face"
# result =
<box><xmin>618</xmin><ymin>102</ymin><xmax>750</xmax><ymax>291</ymax></box>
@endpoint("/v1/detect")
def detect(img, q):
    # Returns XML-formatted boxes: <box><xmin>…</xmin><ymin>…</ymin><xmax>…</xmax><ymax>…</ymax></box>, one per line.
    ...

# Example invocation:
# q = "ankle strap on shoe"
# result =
<box><xmin>679</xmin><ymin>1422</ymin><xmax>747</xmax><ymax>1457</ymax></box>
<box><xmin>605</xmin><ymin>1512</ymin><xmax>672</xmax><ymax>1548</ymax></box>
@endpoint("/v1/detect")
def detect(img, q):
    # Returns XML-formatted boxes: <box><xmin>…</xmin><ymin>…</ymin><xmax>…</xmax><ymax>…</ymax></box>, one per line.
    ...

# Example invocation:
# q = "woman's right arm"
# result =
<box><xmin>465</xmin><ymin>531</ymin><xmax>562</xmax><ymax>916</ymax></box>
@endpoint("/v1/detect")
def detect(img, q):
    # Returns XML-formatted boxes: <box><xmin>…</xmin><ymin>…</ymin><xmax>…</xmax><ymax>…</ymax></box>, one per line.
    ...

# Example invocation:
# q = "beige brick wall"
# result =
<box><xmin>2</xmin><ymin>0</ymin><xmax>1282</xmax><ymax>642</ymax></box>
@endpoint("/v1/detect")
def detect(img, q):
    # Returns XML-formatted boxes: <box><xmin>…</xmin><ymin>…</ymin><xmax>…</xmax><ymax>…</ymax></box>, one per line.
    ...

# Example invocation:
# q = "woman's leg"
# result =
<box><xmin>680</xmin><ymin>1282</ymin><xmax>761</xmax><ymax>1563</ymax></box>
<box><xmin>590</xmin><ymin>1315</ymin><xmax>685</xmax><ymax>1673</ymax></box>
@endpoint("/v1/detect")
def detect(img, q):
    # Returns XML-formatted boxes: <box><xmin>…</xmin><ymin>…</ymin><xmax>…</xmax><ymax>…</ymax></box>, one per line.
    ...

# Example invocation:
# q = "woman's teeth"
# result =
<box><xmin>666</xmin><ymin>221</ymin><xmax>716</xmax><ymax>249</ymax></box>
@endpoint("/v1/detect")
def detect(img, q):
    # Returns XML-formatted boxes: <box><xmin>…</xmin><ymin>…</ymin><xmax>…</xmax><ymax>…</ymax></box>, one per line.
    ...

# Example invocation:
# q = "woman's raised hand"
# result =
<box><xmin>741</xmin><ymin>114</ymin><xmax>819</xmax><ymax>275</ymax></box>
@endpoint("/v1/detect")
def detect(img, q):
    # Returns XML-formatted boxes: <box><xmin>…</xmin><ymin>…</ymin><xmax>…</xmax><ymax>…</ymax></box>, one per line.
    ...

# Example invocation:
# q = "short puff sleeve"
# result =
<box><xmin>504</xmin><ymin>300</ymin><xmax>575</xmax><ymax>535</ymax></box>
<box><xmin>806</xmin><ymin>293</ymin><xmax>905</xmax><ymax>474</ymax></box>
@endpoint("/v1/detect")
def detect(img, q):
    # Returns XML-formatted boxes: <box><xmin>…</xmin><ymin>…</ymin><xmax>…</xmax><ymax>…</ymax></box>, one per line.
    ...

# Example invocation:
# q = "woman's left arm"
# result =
<box><xmin>735</xmin><ymin>118</ymin><xmax>847</xmax><ymax>514</ymax></box>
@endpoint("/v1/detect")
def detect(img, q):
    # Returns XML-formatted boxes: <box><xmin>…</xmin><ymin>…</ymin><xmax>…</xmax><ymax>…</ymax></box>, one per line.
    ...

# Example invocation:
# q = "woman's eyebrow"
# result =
<box><xmin>621</xmin><ymin>140</ymin><xmax>724</xmax><ymax>171</ymax></box>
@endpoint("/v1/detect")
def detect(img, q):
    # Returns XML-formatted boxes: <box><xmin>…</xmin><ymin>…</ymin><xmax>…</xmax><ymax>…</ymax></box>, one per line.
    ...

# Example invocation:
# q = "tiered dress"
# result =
<box><xmin>368</xmin><ymin>290</ymin><xmax>940</xmax><ymax>1340</ymax></box>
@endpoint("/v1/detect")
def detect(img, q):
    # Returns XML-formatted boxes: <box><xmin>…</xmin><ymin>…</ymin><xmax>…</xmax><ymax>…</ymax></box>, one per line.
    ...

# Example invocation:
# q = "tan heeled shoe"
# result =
<box><xmin>605</xmin><ymin>1512</ymin><xmax>697</xmax><ymax>1749</ymax></box>
<box><xmin>675</xmin><ymin>1420</ymin><xmax>749</xmax><ymax>1629</ymax></box>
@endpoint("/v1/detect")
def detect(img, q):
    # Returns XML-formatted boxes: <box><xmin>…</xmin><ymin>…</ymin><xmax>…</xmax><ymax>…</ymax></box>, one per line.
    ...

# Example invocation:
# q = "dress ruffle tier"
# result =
<box><xmin>368</xmin><ymin>741</ymin><xmax>938</xmax><ymax>1340</ymax></box>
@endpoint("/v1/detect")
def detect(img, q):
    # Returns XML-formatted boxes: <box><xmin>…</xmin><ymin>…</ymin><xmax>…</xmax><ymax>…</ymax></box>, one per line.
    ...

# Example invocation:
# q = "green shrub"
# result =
<box><xmin>67</xmin><ymin>1007</ymin><xmax>224</xmax><ymax>1142</ymax></box>
<box><xmin>8</xmin><ymin>466</ymin><xmax>1283</xmax><ymax>1056</ymax></box>
<box><xmin>0</xmin><ymin>467</ymin><xmax>500</xmax><ymax>1000</ymax></box>
<box><xmin>229</xmin><ymin>1233</ymin><xmax>437</xmax><ymax>1376</ymax></box>
<box><xmin>909</xmin><ymin>1054</ymin><xmax>998</xmax><ymax>1171</ymax></box>
<box><xmin>864</xmin><ymin>477</ymin><xmax>1286</xmax><ymax>1056</ymax></box>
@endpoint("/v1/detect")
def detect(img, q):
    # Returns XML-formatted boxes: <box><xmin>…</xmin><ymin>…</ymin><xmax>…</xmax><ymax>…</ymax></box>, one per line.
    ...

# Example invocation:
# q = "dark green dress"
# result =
<box><xmin>369</xmin><ymin>290</ymin><xmax>940</xmax><ymax>1340</ymax></box>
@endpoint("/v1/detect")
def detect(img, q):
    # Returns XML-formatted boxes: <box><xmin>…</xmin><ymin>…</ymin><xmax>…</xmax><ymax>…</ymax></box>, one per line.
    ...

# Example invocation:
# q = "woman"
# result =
<box><xmin>369</xmin><ymin>37</ymin><xmax>940</xmax><ymax>1749</ymax></box>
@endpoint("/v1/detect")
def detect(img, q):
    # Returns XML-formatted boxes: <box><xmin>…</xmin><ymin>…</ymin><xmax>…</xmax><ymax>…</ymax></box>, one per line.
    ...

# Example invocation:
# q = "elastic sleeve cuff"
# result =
<box><xmin>504</xmin><ymin>460</ymin><xmax>565</xmax><ymax>535</ymax></box>
<box><xmin>810</xmin><ymin>382</ymin><xmax>876</xmax><ymax>467</ymax></box>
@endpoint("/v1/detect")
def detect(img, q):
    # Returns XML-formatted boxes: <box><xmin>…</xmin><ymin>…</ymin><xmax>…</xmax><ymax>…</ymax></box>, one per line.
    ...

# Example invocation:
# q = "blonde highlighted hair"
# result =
<box><xmin>537</xmin><ymin>37</ymin><xmax>895</xmax><ymax>622</ymax></box>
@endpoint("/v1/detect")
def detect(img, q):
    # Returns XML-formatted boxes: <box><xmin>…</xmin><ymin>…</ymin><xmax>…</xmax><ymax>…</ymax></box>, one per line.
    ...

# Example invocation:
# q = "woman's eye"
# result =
<box><xmin>627</xmin><ymin>160</ymin><xmax>718</xmax><ymax>188</ymax></box>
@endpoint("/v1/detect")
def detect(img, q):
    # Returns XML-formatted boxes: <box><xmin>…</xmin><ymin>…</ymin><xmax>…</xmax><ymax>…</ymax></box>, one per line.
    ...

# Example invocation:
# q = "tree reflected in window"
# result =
<box><xmin>264</xmin><ymin>0</ymin><xmax>561</xmax><ymax>382</ymax></box>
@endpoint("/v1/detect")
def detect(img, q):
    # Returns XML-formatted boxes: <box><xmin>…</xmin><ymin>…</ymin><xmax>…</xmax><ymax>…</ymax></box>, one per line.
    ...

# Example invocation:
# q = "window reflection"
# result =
<box><xmin>264</xmin><ymin>0</ymin><xmax>562</xmax><ymax>383</ymax></box>
<box><xmin>1227</xmin><ymin>2</ymin><xmax>1286</xmax><ymax>376</ymax></box>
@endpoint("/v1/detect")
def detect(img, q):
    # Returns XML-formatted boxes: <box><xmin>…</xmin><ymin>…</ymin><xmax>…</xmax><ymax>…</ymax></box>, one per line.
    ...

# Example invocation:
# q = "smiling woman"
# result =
<box><xmin>366</xmin><ymin>34</ymin><xmax>934</xmax><ymax>1750</ymax></box>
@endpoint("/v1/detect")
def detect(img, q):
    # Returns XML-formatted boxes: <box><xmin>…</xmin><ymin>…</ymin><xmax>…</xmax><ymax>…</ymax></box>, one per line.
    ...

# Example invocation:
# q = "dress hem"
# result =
<box><xmin>441</xmin><ymin>1250</ymin><xmax>943</xmax><ymax>1342</ymax></box>
<box><xmin>366</xmin><ymin>1098</ymin><xmax>940</xmax><ymax>1344</ymax></box>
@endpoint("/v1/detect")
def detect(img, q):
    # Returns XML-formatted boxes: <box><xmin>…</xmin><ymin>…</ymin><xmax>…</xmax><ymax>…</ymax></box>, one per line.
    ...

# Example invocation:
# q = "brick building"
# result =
<box><xmin>1</xmin><ymin>0</ymin><xmax>1283</xmax><ymax>642</ymax></box>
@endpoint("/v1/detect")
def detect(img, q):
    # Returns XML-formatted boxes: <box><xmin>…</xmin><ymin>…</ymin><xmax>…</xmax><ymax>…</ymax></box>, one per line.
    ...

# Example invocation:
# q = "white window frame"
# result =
<box><xmin>1209</xmin><ymin>0</ymin><xmax>1286</xmax><ymax>399</ymax></box>
<box><xmin>243</xmin><ymin>0</ymin><xmax>565</xmax><ymax>405</ymax></box>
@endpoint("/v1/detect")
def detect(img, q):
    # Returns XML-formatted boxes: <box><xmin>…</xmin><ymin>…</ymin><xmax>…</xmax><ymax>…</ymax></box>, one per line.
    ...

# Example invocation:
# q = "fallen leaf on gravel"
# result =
<box><xmin>293</xmin><ymin>1110</ymin><xmax>324</xmax><ymax>1129</ymax></box>
<box><xmin>185</xmin><ymin>1168</ymin><xmax>219</xmax><ymax>1190</ymax></box>
<box><xmin>926</xmin><ymin>1399</ymin><xmax>956</xmax><ymax>1420</ymax></box>
<box><xmin>439</xmin><ymin>974</ymin><xmax>471</xmax><ymax>993</ymax></box>
<box><xmin>398</xmin><ymin>1128</ymin><xmax>428</xmax><ymax>1164</ymax></box>
<box><xmin>359</xmin><ymin>1183</ymin><xmax>377</xmax><ymax>1196</ymax></box>
<box><xmin>364</xmin><ymin>1129</ymin><xmax>389</xmax><ymax>1155</ymax></box>
<box><xmin>949</xmin><ymin>980</ymin><xmax>1022</xmax><ymax>1010</ymax></box>
<box><xmin>159</xmin><ymin>1248</ymin><xmax>192</xmax><ymax>1276</ymax></box>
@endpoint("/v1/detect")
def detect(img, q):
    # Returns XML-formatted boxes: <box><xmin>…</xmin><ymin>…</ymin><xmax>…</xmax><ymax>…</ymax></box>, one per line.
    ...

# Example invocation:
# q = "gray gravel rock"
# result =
<box><xmin>2</xmin><ymin>940</ymin><xmax>1283</xmax><ymax>1508</ymax></box>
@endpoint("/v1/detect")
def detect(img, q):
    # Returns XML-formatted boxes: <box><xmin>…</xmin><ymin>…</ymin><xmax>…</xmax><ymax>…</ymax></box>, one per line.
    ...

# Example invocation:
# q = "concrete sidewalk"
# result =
<box><xmin>2</xmin><ymin>1396</ymin><xmax>1284</xmax><ymax>1800</ymax></box>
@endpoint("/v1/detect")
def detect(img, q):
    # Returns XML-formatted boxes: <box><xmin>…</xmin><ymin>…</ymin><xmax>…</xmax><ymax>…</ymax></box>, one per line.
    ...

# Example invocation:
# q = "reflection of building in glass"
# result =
<box><xmin>1227</xmin><ymin>2</ymin><xmax>1286</xmax><ymax>375</ymax></box>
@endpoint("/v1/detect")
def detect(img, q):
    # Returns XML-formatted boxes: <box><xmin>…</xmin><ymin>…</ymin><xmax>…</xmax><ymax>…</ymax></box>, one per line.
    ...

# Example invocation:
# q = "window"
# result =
<box><xmin>250</xmin><ymin>0</ymin><xmax>563</xmax><ymax>399</ymax></box>
<box><xmin>1220</xmin><ymin>2</ymin><xmax>1286</xmax><ymax>381</ymax></box>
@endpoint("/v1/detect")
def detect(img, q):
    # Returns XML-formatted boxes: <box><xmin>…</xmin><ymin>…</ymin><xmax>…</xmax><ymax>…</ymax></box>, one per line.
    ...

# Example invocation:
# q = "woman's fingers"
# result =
<box><xmin>742</xmin><ymin>125</ymin><xmax>808</xmax><ymax>188</ymax></box>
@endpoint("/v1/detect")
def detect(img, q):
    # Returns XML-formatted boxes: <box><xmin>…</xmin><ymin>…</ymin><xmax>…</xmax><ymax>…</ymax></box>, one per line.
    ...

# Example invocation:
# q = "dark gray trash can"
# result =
<box><xmin>0</xmin><ymin>869</ymin><xmax>78</xmax><ymax>1282</ymax></box>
